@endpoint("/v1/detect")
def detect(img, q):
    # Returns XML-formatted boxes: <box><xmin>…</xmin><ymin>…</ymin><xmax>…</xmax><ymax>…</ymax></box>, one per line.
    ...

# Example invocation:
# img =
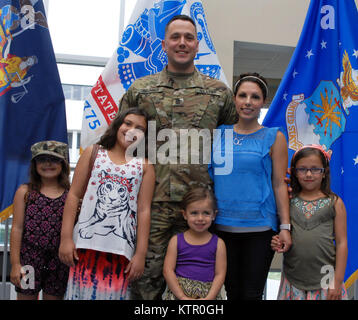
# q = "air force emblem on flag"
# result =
<box><xmin>286</xmin><ymin>80</ymin><xmax>346</xmax><ymax>152</ymax></box>
<box><xmin>285</xmin><ymin>47</ymin><xmax>358</xmax><ymax>153</ymax></box>
<box><xmin>116</xmin><ymin>0</ymin><xmax>222</xmax><ymax>91</ymax></box>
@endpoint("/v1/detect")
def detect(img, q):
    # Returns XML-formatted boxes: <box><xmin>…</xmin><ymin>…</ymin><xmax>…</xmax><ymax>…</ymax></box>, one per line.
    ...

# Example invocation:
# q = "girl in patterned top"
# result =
<box><xmin>59</xmin><ymin>108</ymin><xmax>155</xmax><ymax>300</ymax></box>
<box><xmin>272</xmin><ymin>145</ymin><xmax>348</xmax><ymax>300</ymax></box>
<box><xmin>10</xmin><ymin>140</ymin><xmax>70</xmax><ymax>300</ymax></box>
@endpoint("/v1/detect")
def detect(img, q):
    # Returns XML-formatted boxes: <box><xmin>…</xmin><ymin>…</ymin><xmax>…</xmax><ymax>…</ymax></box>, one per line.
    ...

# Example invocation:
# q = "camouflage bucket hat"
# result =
<box><xmin>31</xmin><ymin>140</ymin><xmax>69</xmax><ymax>162</ymax></box>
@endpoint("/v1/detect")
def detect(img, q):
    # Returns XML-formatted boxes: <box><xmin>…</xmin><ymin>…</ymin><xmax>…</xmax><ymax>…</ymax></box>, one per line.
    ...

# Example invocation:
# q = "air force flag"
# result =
<box><xmin>80</xmin><ymin>0</ymin><xmax>227</xmax><ymax>149</ymax></box>
<box><xmin>0</xmin><ymin>0</ymin><xmax>67</xmax><ymax>221</ymax></box>
<box><xmin>263</xmin><ymin>0</ymin><xmax>358</xmax><ymax>287</ymax></box>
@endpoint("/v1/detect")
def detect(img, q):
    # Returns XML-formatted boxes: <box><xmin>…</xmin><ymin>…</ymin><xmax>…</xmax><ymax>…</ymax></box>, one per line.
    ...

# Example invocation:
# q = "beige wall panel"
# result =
<box><xmin>202</xmin><ymin>0</ymin><xmax>310</xmax><ymax>87</ymax></box>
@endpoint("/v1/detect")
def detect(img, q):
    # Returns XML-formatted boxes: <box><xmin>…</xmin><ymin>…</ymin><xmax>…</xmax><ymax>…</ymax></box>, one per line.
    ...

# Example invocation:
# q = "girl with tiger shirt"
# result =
<box><xmin>59</xmin><ymin>108</ymin><xmax>155</xmax><ymax>300</ymax></box>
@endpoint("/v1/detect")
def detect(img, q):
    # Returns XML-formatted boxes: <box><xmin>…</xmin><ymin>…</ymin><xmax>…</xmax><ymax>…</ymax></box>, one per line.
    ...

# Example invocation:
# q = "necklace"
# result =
<box><xmin>233</xmin><ymin>124</ymin><xmax>263</xmax><ymax>145</ymax></box>
<box><xmin>233</xmin><ymin>130</ymin><xmax>245</xmax><ymax>145</ymax></box>
<box><xmin>233</xmin><ymin>135</ymin><xmax>244</xmax><ymax>145</ymax></box>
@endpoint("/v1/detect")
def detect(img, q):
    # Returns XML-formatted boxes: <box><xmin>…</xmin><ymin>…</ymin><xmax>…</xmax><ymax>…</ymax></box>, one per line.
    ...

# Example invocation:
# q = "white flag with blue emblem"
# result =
<box><xmin>81</xmin><ymin>0</ymin><xmax>226</xmax><ymax>149</ymax></box>
<box><xmin>263</xmin><ymin>0</ymin><xmax>358</xmax><ymax>288</ymax></box>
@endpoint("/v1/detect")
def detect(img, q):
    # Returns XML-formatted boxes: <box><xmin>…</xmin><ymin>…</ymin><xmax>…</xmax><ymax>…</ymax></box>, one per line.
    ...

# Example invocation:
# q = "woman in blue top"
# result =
<box><xmin>209</xmin><ymin>72</ymin><xmax>292</xmax><ymax>300</ymax></box>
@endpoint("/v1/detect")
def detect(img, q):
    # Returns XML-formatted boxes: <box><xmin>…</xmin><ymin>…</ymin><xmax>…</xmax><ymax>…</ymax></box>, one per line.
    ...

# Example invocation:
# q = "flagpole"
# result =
<box><xmin>119</xmin><ymin>0</ymin><xmax>126</xmax><ymax>44</ymax></box>
<box><xmin>1</xmin><ymin>219</ymin><xmax>9</xmax><ymax>299</ymax></box>
<box><xmin>43</xmin><ymin>0</ymin><xmax>49</xmax><ymax>15</ymax></box>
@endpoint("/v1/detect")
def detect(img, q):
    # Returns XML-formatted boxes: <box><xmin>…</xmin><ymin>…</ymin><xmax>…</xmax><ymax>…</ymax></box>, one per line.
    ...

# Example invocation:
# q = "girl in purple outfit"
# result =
<box><xmin>163</xmin><ymin>187</ymin><xmax>227</xmax><ymax>300</ymax></box>
<box><xmin>10</xmin><ymin>140</ymin><xmax>70</xmax><ymax>300</ymax></box>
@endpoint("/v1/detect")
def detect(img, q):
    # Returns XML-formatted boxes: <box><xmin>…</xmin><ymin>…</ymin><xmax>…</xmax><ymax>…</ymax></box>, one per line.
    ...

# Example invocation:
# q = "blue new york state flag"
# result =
<box><xmin>263</xmin><ymin>0</ymin><xmax>358</xmax><ymax>287</ymax></box>
<box><xmin>81</xmin><ymin>0</ymin><xmax>226</xmax><ymax>149</ymax></box>
<box><xmin>0</xmin><ymin>0</ymin><xmax>67</xmax><ymax>221</ymax></box>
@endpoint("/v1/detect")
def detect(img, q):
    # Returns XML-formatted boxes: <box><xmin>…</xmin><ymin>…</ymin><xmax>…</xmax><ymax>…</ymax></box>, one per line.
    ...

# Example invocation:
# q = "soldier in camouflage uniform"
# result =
<box><xmin>118</xmin><ymin>14</ymin><xmax>237</xmax><ymax>300</ymax></box>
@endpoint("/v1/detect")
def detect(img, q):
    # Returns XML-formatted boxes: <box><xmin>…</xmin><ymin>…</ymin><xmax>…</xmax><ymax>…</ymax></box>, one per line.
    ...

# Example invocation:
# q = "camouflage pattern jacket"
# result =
<box><xmin>119</xmin><ymin>66</ymin><xmax>237</xmax><ymax>202</ymax></box>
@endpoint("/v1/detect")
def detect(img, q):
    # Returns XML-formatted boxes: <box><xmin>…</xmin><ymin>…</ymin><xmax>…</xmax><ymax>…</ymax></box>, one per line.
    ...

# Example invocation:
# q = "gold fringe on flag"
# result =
<box><xmin>0</xmin><ymin>204</ymin><xmax>13</xmax><ymax>223</ymax></box>
<box><xmin>345</xmin><ymin>269</ymin><xmax>358</xmax><ymax>289</ymax></box>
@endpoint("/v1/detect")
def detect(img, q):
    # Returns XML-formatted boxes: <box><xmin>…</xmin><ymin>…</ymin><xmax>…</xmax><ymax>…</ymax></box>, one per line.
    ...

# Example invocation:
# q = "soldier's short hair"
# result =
<box><xmin>164</xmin><ymin>14</ymin><xmax>197</xmax><ymax>37</ymax></box>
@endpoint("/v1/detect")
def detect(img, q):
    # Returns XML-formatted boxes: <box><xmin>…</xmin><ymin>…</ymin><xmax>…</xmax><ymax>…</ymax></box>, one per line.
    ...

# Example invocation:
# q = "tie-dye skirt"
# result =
<box><xmin>277</xmin><ymin>273</ymin><xmax>348</xmax><ymax>300</ymax></box>
<box><xmin>65</xmin><ymin>249</ymin><xmax>130</xmax><ymax>300</ymax></box>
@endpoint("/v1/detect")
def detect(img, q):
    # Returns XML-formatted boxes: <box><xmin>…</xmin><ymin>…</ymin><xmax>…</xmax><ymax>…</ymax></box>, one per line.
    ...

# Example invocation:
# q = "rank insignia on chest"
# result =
<box><xmin>173</xmin><ymin>98</ymin><xmax>184</xmax><ymax>107</ymax></box>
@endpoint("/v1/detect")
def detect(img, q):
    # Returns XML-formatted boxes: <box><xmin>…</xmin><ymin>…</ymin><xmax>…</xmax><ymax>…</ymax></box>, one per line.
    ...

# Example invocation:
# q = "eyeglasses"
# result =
<box><xmin>295</xmin><ymin>167</ymin><xmax>325</xmax><ymax>175</ymax></box>
<box><xmin>35</xmin><ymin>155</ymin><xmax>62</xmax><ymax>164</ymax></box>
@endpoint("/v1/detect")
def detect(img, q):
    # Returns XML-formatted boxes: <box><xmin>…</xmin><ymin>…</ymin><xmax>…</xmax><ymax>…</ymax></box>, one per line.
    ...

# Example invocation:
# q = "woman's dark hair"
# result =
<box><xmin>98</xmin><ymin>108</ymin><xmax>149</xmax><ymax>151</ymax></box>
<box><xmin>28</xmin><ymin>158</ymin><xmax>70</xmax><ymax>192</ymax></box>
<box><xmin>233</xmin><ymin>72</ymin><xmax>268</xmax><ymax>100</ymax></box>
<box><xmin>180</xmin><ymin>187</ymin><xmax>217</xmax><ymax>212</ymax></box>
<box><xmin>290</xmin><ymin>147</ymin><xmax>336</xmax><ymax>199</ymax></box>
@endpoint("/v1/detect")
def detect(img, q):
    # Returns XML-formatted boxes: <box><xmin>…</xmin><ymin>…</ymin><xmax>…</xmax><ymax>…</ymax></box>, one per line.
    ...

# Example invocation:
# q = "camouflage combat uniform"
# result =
<box><xmin>119</xmin><ymin>66</ymin><xmax>237</xmax><ymax>299</ymax></box>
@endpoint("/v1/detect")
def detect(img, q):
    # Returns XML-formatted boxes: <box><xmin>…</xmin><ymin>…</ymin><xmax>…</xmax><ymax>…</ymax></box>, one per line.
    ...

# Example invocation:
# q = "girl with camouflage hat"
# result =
<box><xmin>10</xmin><ymin>140</ymin><xmax>70</xmax><ymax>300</ymax></box>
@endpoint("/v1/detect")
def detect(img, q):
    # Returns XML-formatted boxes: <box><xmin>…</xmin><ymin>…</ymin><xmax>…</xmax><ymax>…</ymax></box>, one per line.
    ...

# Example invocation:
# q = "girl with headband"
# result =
<box><xmin>272</xmin><ymin>144</ymin><xmax>348</xmax><ymax>300</ymax></box>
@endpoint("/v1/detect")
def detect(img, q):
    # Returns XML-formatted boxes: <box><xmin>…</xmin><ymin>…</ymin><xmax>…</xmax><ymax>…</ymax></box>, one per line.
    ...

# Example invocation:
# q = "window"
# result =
<box><xmin>67</xmin><ymin>131</ymin><xmax>73</xmax><ymax>148</ymax></box>
<box><xmin>76</xmin><ymin>133</ymin><xmax>81</xmax><ymax>150</ymax></box>
<box><xmin>233</xmin><ymin>41</ymin><xmax>295</xmax><ymax>108</ymax></box>
<box><xmin>47</xmin><ymin>0</ymin><xmax>123</xmax><ymax>57</ymax></box>
<box><xmin>62</xmin><ymin>84</ymin><xmax>93</xmax><ymax>101</ymax></box>
<box><xmin>0</xmin><ymin>219</ymin><xmax>11</xmax><ymax>247</ymax></box>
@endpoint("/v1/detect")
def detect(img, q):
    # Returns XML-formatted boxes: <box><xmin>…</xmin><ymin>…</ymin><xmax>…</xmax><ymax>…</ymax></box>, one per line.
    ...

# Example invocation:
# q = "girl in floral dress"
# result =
<box><xmin>10</xmin><ymin>140</ymin><xmax>70</xmax><ymax>300</ymax></box>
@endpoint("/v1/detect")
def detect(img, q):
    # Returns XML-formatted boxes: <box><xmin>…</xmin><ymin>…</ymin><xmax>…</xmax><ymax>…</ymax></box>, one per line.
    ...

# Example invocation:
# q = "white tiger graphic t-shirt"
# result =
<box><xmin>74</xmin><ymin>147</ymin><xmax>143</xmax><ymax>261</ymax></box>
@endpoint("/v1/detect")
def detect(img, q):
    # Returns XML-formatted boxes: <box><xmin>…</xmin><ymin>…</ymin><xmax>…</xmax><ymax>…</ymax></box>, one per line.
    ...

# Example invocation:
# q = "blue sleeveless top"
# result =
<box><xmin>209</xmin><ymin>124</ymin><xmax>280</xmax><ymax>232</ymax></box>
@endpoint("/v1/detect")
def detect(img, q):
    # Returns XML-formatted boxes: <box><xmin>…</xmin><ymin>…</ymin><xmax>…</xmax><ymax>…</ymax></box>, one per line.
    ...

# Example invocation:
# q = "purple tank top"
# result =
<box><xmin>175</xmin><ymin>233</ymin><xmax>218</xmax><ymax>283</ymax></box>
